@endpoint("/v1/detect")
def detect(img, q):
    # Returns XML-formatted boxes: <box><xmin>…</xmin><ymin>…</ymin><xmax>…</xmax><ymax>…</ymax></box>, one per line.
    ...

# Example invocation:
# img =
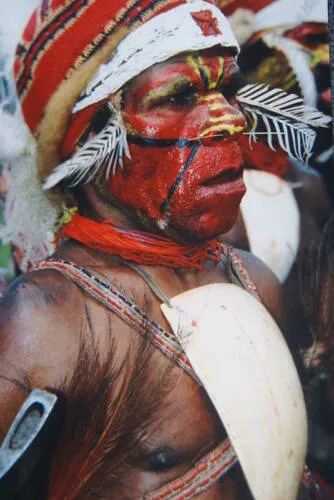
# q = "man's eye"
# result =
<box><xmin>166</xmin><ymin>87</ymin><xmax>197</xmax><ymax>107</ymax></box>
<box><xmin>146</xmin><ymin>446</ymin><xmax>180</xmax><ymax>472</ymax></box>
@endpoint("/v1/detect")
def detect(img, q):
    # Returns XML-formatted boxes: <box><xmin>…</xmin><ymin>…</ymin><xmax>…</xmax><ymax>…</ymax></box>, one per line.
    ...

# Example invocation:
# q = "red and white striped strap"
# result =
<box><xmin>32</xmin><ymin>259</ymin><xmax>195</xmax><ymax>378</ymax></box>
<box><xmin>146</xmin><ymin>451</ymin><xmax>321</xmax><ymax>500</ymax></box>
<box><xmin>146</xmin><ymin>439</ymin><xmax>237</xmax><ymax>499</ymax></box>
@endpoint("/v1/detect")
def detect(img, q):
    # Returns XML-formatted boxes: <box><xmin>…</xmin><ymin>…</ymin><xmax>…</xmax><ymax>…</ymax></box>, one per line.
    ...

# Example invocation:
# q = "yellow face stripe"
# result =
<box><xmin>206</xmin><ymin>114</ymin><xmax>240</xmax><ymax>123</ymax></box>
<box><xmin>208</xmin><ymin>102</ymin><xmax>231</xmax><ymax>111</ymax></box>
<box><xmin>187</xmin><ymin>55</ymin><xmax>201</xmax><ymax>80</ymax></box>
<box><xmin>185</xmin><ymin>55</ymin><xmax>244</xmax><ymax>138</ymax></box>
<box><xmin>199</xmin><ymin>93</ymin><xmax>224</xmax><ymax>102</ymax></box>
<box><xmin>187</xmin><ymin>56</ymin><xmax>225</xmax><ymax>91</ymax></box>
<box><xmin>215</xmin><ymin>57</ymin><xmax>225</xmax><ymax>88</ymax></box>
<box><xmin>200</xmin><ymin>124</ymin><xmax>245</xmax><ymax>137</ymax></box>
<box><xmin>198</xmin><ymin>56</ymin><xmax>213</xmax><ymax>89</ymax></box>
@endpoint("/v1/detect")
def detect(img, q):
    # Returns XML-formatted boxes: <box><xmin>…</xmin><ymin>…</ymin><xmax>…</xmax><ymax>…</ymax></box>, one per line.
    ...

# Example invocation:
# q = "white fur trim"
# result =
<box><xmin>73</xmin><ymin>1</ymin><xmax>239</xmax><ymax>113</ymax></box>
<box><xmin>0</xmin><ymin>108</ymin><xmax>30</xmax><ymax>161</ymax></box>
<box><xmin>254</xmin><ymin>0</ymin><xmax>328</xmax><ymax>32</ymax></box>
<box><xmin>0</xmin><ymin>1</ymin><xmax>57</xmax><ymax>269</ymax></box>
<box><xmin>0</xmin><ymin>147</ymin><xmax>58</xmax><ymax>271</ymax></box>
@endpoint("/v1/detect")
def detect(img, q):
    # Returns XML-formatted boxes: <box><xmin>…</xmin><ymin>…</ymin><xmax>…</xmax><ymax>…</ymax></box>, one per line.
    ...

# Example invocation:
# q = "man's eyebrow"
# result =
<box><xmin>144</xmin><ymin>76</ymin><xmax>193</xmax><ymax>106</ymax></box>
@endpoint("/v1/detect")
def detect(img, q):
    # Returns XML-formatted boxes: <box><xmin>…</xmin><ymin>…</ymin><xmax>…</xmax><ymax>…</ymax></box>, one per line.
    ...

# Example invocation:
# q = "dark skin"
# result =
<box><xmin>0</xmin><ymin>236</ymin><xmax>311</xmax><ymax>499</ymax></box>
<box><xmin>0</xmin><ymin>49</ymin><xmax>310</xmax><ymax>498</ymax></box>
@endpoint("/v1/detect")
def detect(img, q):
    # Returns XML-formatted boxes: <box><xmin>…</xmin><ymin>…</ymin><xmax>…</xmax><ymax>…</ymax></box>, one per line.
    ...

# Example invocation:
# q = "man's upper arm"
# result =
<box><xmin>0</xmin><ymin>273</ymin><xmax>81</xmax><ymax>441</ymax></box>
<box><xmin>0</xmin><ymin>276</ymin><xmax>37</xmax><ymax>440</ymax></box>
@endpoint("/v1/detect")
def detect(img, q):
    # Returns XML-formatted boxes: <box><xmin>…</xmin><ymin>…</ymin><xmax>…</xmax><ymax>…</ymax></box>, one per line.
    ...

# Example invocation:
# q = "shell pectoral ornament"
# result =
<box><xmin>161</xmin><ymin>283</ymin><xmax>307</xmax><ymax>500</ymax></box>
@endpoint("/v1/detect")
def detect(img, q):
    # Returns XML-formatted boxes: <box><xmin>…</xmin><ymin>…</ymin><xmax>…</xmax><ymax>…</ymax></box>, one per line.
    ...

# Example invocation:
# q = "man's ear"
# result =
<box><xmin>62</xmin><ymin>190</ymin><xmax>78</xmax><ymax>210</ymax></box>
<box><xmin>70</xmin><ymin>184</ymin><xmax>116</xmax><ymax>221</ymax></box>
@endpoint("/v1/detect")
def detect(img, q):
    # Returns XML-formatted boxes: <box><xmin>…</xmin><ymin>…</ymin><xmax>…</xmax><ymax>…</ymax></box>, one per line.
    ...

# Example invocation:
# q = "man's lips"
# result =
<box><xmin>197</xmin><ymin>165</ymin><xmax>246</xmax><ymax>207</ymax></box>
<box><xmin>201</xmin><ymin>166</ymin><xmax>243</xmax><ymax>187</ymax></box>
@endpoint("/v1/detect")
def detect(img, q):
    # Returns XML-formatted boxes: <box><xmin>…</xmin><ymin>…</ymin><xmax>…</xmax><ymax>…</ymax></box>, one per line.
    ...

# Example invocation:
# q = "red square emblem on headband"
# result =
<box><xmin>191</xmin><ymin>10</ymin><xmax>222</xmax><ymax>36</ymax></box>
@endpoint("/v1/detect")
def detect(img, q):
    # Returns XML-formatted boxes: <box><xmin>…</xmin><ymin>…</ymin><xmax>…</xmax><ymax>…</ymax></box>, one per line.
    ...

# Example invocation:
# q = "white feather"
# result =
<box><xmin>237</xmin><ymin>84</ymin><xmax>331</xmax><ymax>127</ymax></box>
<box><xmin>236</xmin><ymin>83</ymin><xmax>331</xmax><ymax>164</ymax></box>
<box><xmin>44</xmin><ymin>110</ymin><xmax>131</xmax><ymax>190</ymax></box>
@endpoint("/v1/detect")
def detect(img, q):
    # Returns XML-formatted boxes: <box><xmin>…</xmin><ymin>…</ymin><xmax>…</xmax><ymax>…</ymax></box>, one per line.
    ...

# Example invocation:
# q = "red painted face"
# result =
<box><xmin>108</xmin><ymin>48</ymin><xmax>247</xmax><ymax>241</ymax></box>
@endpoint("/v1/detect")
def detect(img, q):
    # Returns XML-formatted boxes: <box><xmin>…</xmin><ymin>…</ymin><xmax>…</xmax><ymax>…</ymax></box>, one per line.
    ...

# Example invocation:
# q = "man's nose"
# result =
<box><xmin>199</xmin><ymin>92</ymin><xmax>247</xmax><ymax>145</ymax></box>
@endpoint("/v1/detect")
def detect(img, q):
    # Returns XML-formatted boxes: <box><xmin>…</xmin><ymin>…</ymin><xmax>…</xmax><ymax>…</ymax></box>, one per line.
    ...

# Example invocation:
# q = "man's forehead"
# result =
<box><xmin>126</xmin><ymin>47</ymin><xmax>237</xmax><ymax>87</ymax></box>
<box><xmin>169</xmin><ymin>46</ymin><xmax>235</xmax><ymax>63</ymax></box>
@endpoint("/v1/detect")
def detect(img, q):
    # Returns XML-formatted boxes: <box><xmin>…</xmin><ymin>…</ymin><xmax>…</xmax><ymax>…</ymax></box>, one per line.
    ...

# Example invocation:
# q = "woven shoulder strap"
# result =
<box><xmin>32</xmin><ymin>259</ymin><xmax>195</xmax><ymax>378</ymax></box>
<box><xmin>219</xmin><ymin>242</ymin><xmax>260</xmax><ymax>300</ymax></box>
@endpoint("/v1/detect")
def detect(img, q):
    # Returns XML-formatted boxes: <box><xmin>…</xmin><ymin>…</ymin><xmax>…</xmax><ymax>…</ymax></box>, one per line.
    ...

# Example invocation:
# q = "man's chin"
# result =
<box><xmin>171</xmin><ymin>213</ymin><xmax>239</xmax><ymax>243</ymax></box>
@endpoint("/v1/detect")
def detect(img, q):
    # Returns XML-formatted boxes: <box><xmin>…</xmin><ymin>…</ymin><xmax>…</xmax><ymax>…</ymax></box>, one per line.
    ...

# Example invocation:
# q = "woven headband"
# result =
<box><xmin>73</xmin><ymin>1</ymin><xmax>239</xmax><ymax>113</ymax></box>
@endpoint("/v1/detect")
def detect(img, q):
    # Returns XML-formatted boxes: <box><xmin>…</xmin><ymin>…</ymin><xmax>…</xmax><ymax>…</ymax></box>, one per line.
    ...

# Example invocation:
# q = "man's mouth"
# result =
<box><xmin>201</xmin><ymin>166</ymin><xmax>244</xmax><ymax>187</ymax></box>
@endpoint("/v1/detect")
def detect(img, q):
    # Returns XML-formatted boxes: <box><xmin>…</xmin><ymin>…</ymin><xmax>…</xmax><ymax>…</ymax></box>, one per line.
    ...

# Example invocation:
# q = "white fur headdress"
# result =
<box><xmin>0</xmin><ymin>0</ymin><xmax>58</xmax><ymax>270</ymax></box>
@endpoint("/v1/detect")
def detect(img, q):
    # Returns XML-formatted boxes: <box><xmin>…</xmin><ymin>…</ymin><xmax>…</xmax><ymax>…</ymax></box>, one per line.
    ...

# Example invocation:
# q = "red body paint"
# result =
<box><xmin>108</xmin><ymin>49</ymin><xmax>247</xmax><ymax>241</ymax></box>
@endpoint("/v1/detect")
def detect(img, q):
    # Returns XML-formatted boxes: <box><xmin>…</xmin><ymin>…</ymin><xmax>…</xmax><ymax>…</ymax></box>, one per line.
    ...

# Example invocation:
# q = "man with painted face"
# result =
<box><xmin>0</xmin><ymin>0</ymin><xmax>324</xmax><ymax>498</ymax></box>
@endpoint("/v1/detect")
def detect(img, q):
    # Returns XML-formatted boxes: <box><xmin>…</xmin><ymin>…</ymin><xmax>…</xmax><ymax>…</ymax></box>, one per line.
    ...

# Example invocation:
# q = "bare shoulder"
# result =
<box><xmin>0</xmin><ymin>271</ymin><xmax>80</xmax><ymax>345</ymax></box>
<box><xmin>236</xmin><ymin>249</ymin><xmax>284</xmax><ymax>329</ymax></box>
<box><xmin>0</xmin><ymin>269</ymin><xmax>87</xmax><ymax>438</ymax></box>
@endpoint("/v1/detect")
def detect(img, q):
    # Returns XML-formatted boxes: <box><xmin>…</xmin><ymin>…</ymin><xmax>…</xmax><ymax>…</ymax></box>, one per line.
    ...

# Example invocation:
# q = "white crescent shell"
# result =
<box><xmin>241</xmin><ymin>170</ymin><xmax>300</xmax><ymax>284</ymax></box>
<box><xmin>161</xmin><ymin>284</ymin><xmax>307</xmax><ymax>500</ymax></box>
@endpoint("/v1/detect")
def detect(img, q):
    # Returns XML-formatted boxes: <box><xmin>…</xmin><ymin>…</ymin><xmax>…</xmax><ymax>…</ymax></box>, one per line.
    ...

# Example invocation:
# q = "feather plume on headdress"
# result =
<box><xmin>44</xmin><ymin>108</ymin><xmax>131</xmax><ymax>190</ymax></box>
<box><xmin>236</xmin><ymin>83</ymin><xmax>332</xmax><ymax>165</ymax></box>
